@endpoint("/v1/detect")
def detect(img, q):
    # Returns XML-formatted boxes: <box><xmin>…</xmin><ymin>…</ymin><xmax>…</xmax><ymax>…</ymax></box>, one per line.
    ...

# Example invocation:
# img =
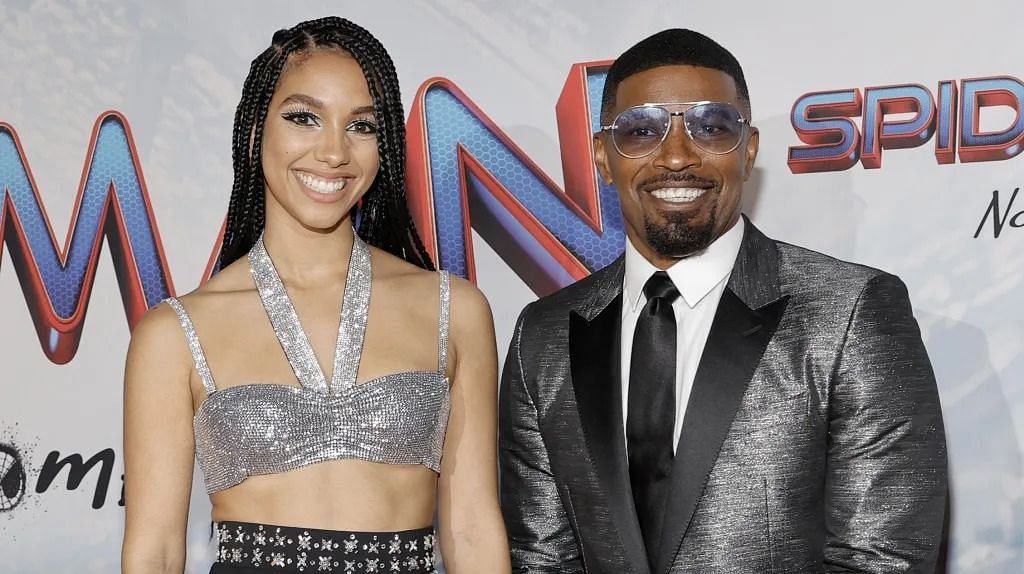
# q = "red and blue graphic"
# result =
<box><xmin>406</xmin><ymin>62</ymin><xmax>622</xmax><ymax>295</ymax></box>
<box><xmin>788</xmin><ymin>76</ymin><xmax>1024</xmax><ymax>172</ymax></box>
<box><xmin>1</xmin><ymin>64</ymin><xmax>622</xmax><ymax>363</ymax></box>
<box><xmin>0</xmin><ymin>112</ymin><xmax>174</xmax><ymax>364</ymax></box>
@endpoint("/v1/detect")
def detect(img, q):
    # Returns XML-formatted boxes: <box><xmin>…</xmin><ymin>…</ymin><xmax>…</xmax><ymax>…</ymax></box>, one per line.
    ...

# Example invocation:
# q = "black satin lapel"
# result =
<box><xmin>654</xmin><ymin>289</ymin><xmax>790</xmax><ymax>574</ymax></box>
<box><xmin>569</xmin><ymin>296</ymin><xmax>650</xmax><ymax>573</ymax></box>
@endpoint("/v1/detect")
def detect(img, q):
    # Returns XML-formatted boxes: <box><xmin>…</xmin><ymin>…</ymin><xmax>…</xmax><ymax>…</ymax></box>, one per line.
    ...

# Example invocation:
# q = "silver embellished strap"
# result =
<box><xmin>330</xmin><ymin>235</ymin><xmax>371</xmax><ymax>392</ymax></box>
<box><xmin>438</xmin><ymin>271</ymin><xmax>451</xmax><ymax>377</ymax></box>
<box><xmin>248</xmin><ymin>236</ymin><xmax>331</xmax><ymax>394</ymax></box>
<box><xmin>165</xmin><ymin>297</ymin><xmax>217</xmax><ymax>395</ymax></box>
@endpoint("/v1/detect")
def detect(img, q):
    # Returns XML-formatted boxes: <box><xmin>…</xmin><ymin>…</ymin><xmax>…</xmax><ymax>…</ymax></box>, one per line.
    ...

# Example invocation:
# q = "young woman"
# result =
<box><xmin>122</xmin><ymin>17</ymin><xmax>509</xmax><ymax>573</ymax></box>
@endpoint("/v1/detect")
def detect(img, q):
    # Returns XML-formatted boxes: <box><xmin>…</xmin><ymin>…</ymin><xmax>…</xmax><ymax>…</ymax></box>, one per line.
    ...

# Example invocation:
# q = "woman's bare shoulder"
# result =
<box><xmin>172</xmin><ymin>256</ymin><xmax>255</xmax><ymax>314</ymax></box>
<box><xmin>447</xmin><ymin>273</ymin><xmax>493</xmax><ymax>337</ymax></box>
<box><xmin>368</xmin><ymin>245</ymin><xmax>492</xmax><ymax>322</ymax></box>
<box><xmin>126</xmin><ymin>296</ymin><xmax>191</xmax><ymax>380</ymax></box>
<box><xmin>368</xmin><ymin>245</ymin><xmax>441</xmax><ymax>291</ymax></box>
<box><xmin>130</xmin><ymin>298</ymin><xmax>182</xmax><ymax>348</ymax></box>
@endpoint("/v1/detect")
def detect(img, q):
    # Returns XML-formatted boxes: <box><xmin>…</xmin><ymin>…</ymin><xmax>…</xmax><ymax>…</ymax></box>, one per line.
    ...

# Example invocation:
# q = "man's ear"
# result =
<box><xmin>594</xmin><ymin>133</ymin><xmax>614</xmax><ymax>184</ymax></box>
<box><xmin>742</xmin><ymin>126</ymin><xmax>759</xmax><ymax>181</ymax></box>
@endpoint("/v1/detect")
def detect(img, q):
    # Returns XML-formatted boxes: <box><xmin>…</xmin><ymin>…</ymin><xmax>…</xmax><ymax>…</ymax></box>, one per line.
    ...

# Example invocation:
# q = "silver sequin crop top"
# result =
<box><xmin>166</xmin><ymin>234</ymin><xmax>451</xmax><ymax>494</ymax></box>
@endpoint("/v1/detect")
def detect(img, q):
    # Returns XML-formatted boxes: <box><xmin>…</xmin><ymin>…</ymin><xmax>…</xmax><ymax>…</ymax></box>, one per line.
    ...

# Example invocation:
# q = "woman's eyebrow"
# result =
<box><xmin>279</xmin><ymin>93</ymin><xmax>324</xmax><ymax>108</ymax></box>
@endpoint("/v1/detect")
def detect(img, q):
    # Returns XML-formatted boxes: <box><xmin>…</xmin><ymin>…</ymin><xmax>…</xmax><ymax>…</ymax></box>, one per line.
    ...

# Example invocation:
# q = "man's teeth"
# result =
<box><xmin>297</xmin><ymin>172</ymin><xmax>347</xmax><ymax>194</ymax></box>
<box><xmin>650</xmin><ymin>187</ymin><xmax>707</xmax><ymax>203</ymax></box>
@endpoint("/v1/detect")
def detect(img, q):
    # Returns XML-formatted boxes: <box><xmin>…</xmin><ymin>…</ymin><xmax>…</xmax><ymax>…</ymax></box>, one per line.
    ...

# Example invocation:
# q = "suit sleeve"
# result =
<box><xmin>499</xmin><ymin>308</ymin><xmax>584</xmax><ymax>573</ymax></box>
<box><xmin>824</xmin><ymin>273</ymin><xmax>948</xmax><ymax>573</ymax></box>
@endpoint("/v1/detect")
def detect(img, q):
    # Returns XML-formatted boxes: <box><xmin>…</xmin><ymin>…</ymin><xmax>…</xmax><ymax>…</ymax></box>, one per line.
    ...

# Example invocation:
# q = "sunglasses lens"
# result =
<box><xmin>684</xmin><ymin>103</ymin><xmax>745</xmax><ymax>153</ymax></box>
<box><xmin>611</xmin><ymin>106</ymin><xmax>671</xmax><ymax>158</ymax></box>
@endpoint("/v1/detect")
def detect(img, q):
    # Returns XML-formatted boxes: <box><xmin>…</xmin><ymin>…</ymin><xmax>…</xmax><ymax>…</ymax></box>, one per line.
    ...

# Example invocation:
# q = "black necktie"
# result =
<box><xmin>627</xmin><ymin>271</ymin><xmax>679</xmax><ymax>566</ymax></box>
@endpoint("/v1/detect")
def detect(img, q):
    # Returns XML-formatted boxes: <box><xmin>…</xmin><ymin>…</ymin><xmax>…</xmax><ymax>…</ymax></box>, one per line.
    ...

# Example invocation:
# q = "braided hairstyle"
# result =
<box><xmin>217</xmin><ymin>16</ymin><xmax>434</xmax><ymax>270</ymax></box>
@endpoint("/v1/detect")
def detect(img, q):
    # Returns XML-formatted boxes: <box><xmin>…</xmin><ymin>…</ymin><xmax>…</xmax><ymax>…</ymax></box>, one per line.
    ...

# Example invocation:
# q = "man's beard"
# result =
<box><xmin>643</xmin><ymin>207</ymin><xmax>716</xmax><ymax>259</ymax></box>
<box><xmin>636</xmin><ymin>173</ymin><xmax>719</xmax><ymax>259</ymax></box>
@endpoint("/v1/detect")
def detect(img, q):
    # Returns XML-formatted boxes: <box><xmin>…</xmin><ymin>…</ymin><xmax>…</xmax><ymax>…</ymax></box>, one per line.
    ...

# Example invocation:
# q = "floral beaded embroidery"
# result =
<box><xmin>214</xmin><ymin>522</ymin><xmax>435</xmax><ymax>572</ymax></box>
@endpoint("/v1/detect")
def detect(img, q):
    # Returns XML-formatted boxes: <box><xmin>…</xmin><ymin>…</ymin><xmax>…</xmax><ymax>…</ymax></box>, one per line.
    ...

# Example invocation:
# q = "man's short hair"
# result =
<box><xmin>600</xmin><ymin>29</ymin><xmax>750</xmax><ymax>122</ymax></box>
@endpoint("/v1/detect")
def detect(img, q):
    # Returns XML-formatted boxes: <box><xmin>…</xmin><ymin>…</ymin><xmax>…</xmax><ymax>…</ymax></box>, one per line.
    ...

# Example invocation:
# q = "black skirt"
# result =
<box><xmin>209</xmin><ymin>520</ymin><xmax>437</xmax><ymax>573</ymax></box>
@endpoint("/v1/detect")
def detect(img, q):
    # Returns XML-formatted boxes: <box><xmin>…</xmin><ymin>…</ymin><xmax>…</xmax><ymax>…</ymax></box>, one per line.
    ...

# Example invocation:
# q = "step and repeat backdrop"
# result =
<box><xmin>1</xmin><ymin>0</ymin><xmax>1021</xmax><ymax>571</ymax></box>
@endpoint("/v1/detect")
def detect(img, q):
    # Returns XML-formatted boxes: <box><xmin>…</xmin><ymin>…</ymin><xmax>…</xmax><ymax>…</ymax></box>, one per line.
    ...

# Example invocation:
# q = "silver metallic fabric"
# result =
<box><xmin>166</xmin><ymin>233</ymin><xmax>451</xmax><ymax>494</ymax></box>
<box><xmin>499</xmin><ymin>219</ymin><xmax>947</xmax><ymax>574</ymax></box>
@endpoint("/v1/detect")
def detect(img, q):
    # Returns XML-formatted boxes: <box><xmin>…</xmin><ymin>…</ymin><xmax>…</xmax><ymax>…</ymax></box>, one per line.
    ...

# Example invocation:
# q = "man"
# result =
<box><xmin>498</xmin><ymin>29</ymin><xmax>947</xmax><ymax>573</ymax></box>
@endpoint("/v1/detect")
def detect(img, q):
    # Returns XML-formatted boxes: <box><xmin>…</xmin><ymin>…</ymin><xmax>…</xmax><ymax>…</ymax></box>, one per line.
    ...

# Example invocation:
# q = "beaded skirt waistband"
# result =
<box><xmin>211</xmin><ymin>520</ymin><xmax>436</xmax><ymax>573</ymax></box>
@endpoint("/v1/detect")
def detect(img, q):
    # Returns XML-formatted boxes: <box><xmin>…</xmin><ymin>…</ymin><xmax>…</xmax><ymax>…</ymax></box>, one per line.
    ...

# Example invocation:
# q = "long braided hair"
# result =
<box><xmin>217</xmin><ymin>17</ymin><xmax>434</xmax><ymax>271</ymax></box>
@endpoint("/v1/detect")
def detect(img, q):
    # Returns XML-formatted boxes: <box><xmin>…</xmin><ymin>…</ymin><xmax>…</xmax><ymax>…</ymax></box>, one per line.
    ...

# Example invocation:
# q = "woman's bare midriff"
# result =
<box><xmin>208</xmin><ymin>459</ymin><xmax>437</xmax><ymax>531</ymax></box>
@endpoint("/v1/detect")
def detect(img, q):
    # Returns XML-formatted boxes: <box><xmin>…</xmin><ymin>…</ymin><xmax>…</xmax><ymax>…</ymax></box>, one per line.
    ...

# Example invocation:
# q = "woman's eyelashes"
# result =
<box><xmin>281</xmin><ymin>108</ymin><xmax>320</xmax><ymax>128</ymax></box>
<box><xmin>278</xmin><ymin>110</ymin><xmax>378</xmax><ymax>139</ymax></box>
<box><xmin>347</xmin><ymin>118</ymin><xmax>379</xmax><ymax>138</ymax></box>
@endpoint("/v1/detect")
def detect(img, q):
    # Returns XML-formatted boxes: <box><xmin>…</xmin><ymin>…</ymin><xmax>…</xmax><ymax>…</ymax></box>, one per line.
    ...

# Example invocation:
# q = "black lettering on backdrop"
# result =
<box><xmin>35</xmin><ymin>449</ymin><xmax>115</xmax><ymax>509</ymax></box>
<box><xmin>975</xmin><ymin>187</ymin><xmax>1024</xmax><ymax>238</ymax></box>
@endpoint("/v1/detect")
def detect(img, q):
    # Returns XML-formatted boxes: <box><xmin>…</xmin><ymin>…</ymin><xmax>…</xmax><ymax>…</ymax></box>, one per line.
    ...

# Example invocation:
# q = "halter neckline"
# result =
<box><xmin>247</xmin><ymin>232</ymin><xmax>371</xmax><ymax>394</ymax></box>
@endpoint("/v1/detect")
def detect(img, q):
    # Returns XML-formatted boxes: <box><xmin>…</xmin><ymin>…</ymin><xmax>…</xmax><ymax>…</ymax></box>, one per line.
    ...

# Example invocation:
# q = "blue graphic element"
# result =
<box><xmin>961</xmin><ymin>77</ymin><xmax>1024</xmax><ymax>147</ymax></box>
<box><xmin>422</xmin><ymin>70</ymin><xmax>624</xmax><ymax>282</ymax></box>
<box><xmin>0</xmin><ymin>114</ymin><xmax>170</xmax><ymax>317</ymax></box>
<box><xmin>864</xmin><ymin>85</ymin><xmax>934</xmax><ymax>150</ymax></box>
<box><xmin>937</xmin><ymin>81</ymin><xmax>956</xmax><ymax>151</ymax></box>
<box><xmin>789</xmin><ymin>91</ymin><xmax>861</xmax><ymax>162</ymax></box>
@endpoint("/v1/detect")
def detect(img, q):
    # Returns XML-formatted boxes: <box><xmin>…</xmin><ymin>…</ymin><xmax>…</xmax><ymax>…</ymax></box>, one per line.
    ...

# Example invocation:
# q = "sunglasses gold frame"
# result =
<box><xmin>600</xmin><ymin>101</ymin><xmax>750</xmax><ymax>158</ymax></box>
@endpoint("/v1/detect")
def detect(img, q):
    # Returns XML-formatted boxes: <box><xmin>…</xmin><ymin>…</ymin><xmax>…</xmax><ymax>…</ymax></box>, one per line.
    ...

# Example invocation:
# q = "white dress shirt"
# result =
<box><xmin>620</xmin><ymin>218</ymin><xmax>745</xmax><ymax>453</ymax></box>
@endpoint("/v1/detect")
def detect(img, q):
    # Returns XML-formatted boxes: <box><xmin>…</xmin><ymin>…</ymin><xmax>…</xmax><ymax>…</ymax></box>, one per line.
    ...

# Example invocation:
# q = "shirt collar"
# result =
<box><xmin>623</xmin><ymin>217</ymin><xmax>745</xmax><ymax>311</ymax></box>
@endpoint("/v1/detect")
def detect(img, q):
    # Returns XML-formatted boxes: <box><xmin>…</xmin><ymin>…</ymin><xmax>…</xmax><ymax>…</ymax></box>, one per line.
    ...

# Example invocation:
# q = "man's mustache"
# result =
<box><xmin>637</xmin><ymin>173</ymin><xmax>716</xmax><ymax>192</ymax></box>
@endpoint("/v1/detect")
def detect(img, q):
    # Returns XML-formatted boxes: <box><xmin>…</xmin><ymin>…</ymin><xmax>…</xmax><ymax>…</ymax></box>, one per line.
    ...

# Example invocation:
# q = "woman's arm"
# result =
<box><xmin>121</xmin><ymin>303</ymin><xmax>198</xmax><ymax>574</ymax></box>
<box><xmin>437</xmin><ymin>277</ymin><xmax>512</xmax><ymax>573</ymax></box>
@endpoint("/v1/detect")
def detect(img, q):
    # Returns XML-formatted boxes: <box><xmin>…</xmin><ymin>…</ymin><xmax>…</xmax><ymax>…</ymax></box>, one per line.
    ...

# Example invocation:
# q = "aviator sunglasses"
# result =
<box><xmin>600</xmin><ymin>101</ymin><xmax>750</xmax><ymax>158</ymax></box>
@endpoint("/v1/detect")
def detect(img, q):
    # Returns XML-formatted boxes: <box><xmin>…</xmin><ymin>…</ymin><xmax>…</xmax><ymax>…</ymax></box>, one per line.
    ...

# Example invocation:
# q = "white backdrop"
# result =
<box><xmin>0</xmin><ymin>1</ymin><xmax>1021</xmax><ymax>572</ymax></box>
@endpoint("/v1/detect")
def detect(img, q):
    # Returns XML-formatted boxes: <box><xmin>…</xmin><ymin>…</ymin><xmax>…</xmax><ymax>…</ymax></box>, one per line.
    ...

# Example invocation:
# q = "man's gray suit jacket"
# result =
<box><xmin>499</xmin><ymin>219</ymin><xmax>947</xmax><ymax>574</ymax></box>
